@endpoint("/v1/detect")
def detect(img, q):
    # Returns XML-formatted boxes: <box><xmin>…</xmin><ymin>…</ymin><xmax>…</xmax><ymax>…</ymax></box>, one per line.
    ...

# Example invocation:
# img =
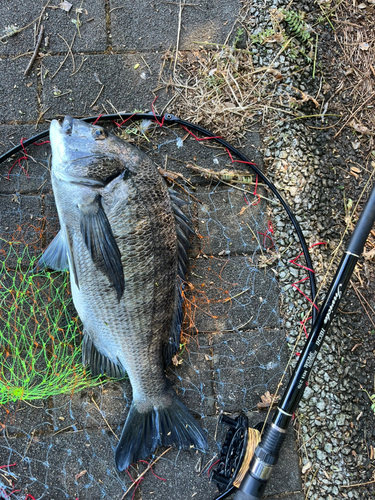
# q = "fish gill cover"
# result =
<box><xmin>0</xmin><ymin>119</ymin><xmax>313</xmax><ymax>499</ymax></box>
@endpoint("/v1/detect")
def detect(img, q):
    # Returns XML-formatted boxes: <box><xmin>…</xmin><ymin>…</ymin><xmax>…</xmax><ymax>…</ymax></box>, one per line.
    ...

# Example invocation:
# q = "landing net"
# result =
<box><xmin>0</xmin><ymin>119</ymin><xmax>313</xmax><ymax>499</ymax></box>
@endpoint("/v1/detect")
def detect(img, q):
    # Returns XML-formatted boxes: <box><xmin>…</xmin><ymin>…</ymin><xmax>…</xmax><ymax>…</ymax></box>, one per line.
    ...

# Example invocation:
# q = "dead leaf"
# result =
<box><xmin>350</xmin><ymin>120</ymin><xmax>373</xmax><ymax>135</ymax></box>
<box><xmin>261</xmin><ymin>391</ymin><xmax>273</xmax><ymax>405</ymax></box>
<box><xmin>359</xmin><ymin>42</ymin><xmax>370</xmax><ymax>51</ymax></box>
<box><xmin>351</xmin><ymin>140</ymin><xmax>361</xmax><ymax>150</ymax></box>
<box><xmin>302</xmin><ymin>462</ymin><xmax>312</xmax><ymax>474</ymax></box>
<box><xmin>257</xmin><ymin>253</ymin><xmax>278</xmax><ymax>268</ymax></box>
<box><xmin>59</xmin><ymin>0</ymin><xmax>72</xmax><ymax>12</ymax></box>
<box><xmin>75</xmin><ymin>470</ymin><xmax>87</xmax><ymax>481</ymax></box>
<box><xmin>364</xmin><ymin>248</ymin><xmax>375</xmax><ymax>261</ymax></box>
<box><xmin>289</xmin><ymin>87</ymin><xmax>319</xmax><ymax>108</ymax></box>
<box><xmin>257</xmin><ymin>391</ymin><xmax>280</xmax><ymax>409</ymax></box>
<box><xmin>172</xmin><ymin>354</ymin><xmax>183</xmax><ymax>366</ymax></box>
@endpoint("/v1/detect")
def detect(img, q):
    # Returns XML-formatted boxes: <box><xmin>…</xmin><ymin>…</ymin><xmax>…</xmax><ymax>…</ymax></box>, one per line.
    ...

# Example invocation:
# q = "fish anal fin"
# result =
<box><xmin>164</xmin><ymin>280</ymin><xmax>183</xmax><ymax>366</ymax></box>
<box><xmin>82</xmin><ymin>330</ymin><xmax>125</xmax><ymax>379</ymax></box>
<box><xmin>79</xmin><ymin>196</ymin><xmax>124</xmax><ymax>301</ymax></box>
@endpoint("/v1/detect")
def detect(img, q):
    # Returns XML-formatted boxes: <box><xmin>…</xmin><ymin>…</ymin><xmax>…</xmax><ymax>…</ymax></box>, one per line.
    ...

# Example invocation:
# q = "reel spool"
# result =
<box><xmin>210</xmin><ymin>414</ymin><xmax>262</xmax><ymax>492</ymax></box>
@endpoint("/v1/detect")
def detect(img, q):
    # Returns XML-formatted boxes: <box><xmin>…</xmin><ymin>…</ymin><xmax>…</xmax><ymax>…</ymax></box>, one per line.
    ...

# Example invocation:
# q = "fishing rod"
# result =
<box><xmin>211</xmin><ymin>183</ymin><xmax>375</xmax><ymax>499</ymax></box>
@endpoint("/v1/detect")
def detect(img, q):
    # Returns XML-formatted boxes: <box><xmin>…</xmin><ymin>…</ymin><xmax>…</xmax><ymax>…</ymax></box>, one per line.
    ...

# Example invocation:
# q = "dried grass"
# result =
<box><xmin>163</xmin><ymin>46</ymin><xmax>260</xmax><ymax>141</ymax></box>
<box><xmin>334</xmin><ymin>1</ymin><xmax>375</xmax><ymax>140</ymax></box>
<box><xmin>160</xmin><ymin>3</ymin><xmax>323</xmax><ymax>141</ymax></box>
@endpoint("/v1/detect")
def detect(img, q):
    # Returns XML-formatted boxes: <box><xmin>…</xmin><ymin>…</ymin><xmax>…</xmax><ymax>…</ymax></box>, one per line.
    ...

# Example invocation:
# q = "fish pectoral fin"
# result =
<box><xmin>82</xmin><ymin>331</ymin><xmax>125</xmax><ymax>379</ymax></box>
<box><xmin>79</xmin><ymin>196</ymin><xmax>124</xmax><ymax>301</ymax></box>
<box><xmin>37</xmin><ymin>229</ymin><xmax>69</xmax><ymax>271</ymax></box>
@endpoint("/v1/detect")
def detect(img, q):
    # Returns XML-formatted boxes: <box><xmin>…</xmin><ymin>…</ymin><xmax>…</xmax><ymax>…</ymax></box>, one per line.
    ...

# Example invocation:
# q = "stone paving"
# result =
<box><xmin>0</xmin><ymin>2</ymin><xmax>304</xmax><ymax>499</ymax></box>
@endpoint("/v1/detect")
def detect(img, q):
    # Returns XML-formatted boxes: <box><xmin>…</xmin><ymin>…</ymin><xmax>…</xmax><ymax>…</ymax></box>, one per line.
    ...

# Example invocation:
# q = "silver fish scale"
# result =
<box><xmin>69</xmin><ymin>155</ymin><xmax>178</xmax><ymax>408</ymax></box>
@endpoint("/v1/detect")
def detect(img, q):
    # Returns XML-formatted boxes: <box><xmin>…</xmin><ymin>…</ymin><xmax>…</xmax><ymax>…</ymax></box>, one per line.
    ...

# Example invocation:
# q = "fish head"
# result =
<box><xmin>50</xmin><ymin>116</ymin><xmax>137</xmax><ymax>186</ymax></box>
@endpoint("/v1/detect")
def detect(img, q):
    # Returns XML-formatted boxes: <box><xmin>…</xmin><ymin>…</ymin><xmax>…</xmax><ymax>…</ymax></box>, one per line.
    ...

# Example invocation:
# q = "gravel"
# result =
<box><xmin>241</xmin><ymin>0</ymin><xmax>371</xmax><ymax>497</ymax></box>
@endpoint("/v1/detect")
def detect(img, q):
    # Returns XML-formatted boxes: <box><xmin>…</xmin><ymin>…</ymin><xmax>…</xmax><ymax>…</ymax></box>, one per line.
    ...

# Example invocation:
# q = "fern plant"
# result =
<box><xmin>250</xmin><ymin>28</ymin><xmax>275</xmax><ymax>46</ymax></box>
<box><xmin>281</xmin><ymin>9</ymin><xmax>311</xmax><ymax>44</ymax></box>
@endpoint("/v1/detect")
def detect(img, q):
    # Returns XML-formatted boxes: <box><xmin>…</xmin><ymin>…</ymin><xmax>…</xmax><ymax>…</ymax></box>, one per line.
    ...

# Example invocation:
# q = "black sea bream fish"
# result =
<box><xmin>40</xmin><ymin>116</ymin><xmax>208</xmax><ymax>470</ymax></box>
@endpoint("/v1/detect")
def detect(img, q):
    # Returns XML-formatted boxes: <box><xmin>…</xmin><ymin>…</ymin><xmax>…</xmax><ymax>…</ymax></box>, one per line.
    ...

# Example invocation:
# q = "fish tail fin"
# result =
<box><xmin>115</xmin><ymin>391</ymin><xmax>208</xmax><ymax>471</ymax></box>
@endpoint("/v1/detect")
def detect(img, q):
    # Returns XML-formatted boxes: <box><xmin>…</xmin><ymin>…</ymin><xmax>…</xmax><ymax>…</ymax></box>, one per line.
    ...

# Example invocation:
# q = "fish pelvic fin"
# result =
<box><xmin>82</xmin><ymin>330</ymin><xmax>125</xmax><ymax>379</ymax></box>
<box><xmin>36</xmin><ymin>229</ymin><xmax>69</xmax><ymax>272</ymax></box>
<box><xmin>115</xmin><ymin>389</ymin><xmax>208</xmax><ymax>471</ymax></box>
<box><xmin>79</xmin><ymin>195</ymin><xmax>124</xmax><ymax>301</ymax></box>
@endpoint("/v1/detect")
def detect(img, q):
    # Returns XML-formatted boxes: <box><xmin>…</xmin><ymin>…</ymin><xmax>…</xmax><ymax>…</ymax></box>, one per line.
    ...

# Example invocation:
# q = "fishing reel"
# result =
<box><xmin>210</xmin><ymin>414</ymin><xmax>263</xmax><ymax>493</ymax></box>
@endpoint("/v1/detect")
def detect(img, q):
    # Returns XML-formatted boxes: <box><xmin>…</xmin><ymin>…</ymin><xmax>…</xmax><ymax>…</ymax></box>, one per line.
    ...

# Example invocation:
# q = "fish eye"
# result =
<box><xmin>92</xmin><ymin>127</ymin><xmax>106</xmax><ymax>140</ymax></box>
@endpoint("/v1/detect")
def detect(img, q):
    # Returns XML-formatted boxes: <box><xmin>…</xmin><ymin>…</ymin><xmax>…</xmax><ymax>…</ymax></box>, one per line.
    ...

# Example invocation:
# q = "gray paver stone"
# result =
<box><xmin>0</xmin><ymin>59</ymin><xmax>38</xmax><ymax>122</ymax></box>
<box><xmin>0</xmin><ymin>0</ymin><xmax>106</xmax><ymax>56</ymax></box>
<box><xmin>0</xmin><ymin>194</ymin><xmax>43</xmax><ymax>261</ymax></box>
<box><xmin>109</xmin><ymin>0</ymin><xmax>240</xmax><ymax>51</ymax></box>
<box><xmin>197</xmin><ymin>185</ymin><xmax>267</xmax><ymax>255</ymax></box>
<box><xmin>211</xmin><ymin>330</ymin><xmax>288</xmax><ymax>413</ymax></box>
<box><xmin>0</xmin><ymin>125</ymin><xmax>51</xmax><ymax>194</ymax></box>
<box><xmin>41</xmin><ymin>54</ymin><xmax>170</xmax><ymax>119</ymax></box>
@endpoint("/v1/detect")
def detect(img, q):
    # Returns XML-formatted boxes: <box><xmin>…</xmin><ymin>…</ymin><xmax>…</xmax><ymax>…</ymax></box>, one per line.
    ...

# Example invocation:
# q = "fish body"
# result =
<box><xmin>41</xmin><ymin>116</ymin><xmax>208</xmax><ymax>470</ymax></box>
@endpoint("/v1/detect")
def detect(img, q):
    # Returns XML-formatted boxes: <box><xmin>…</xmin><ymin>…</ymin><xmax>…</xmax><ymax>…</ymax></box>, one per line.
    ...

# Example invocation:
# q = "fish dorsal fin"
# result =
<box><xmin>165</xmin><ymin>190</ymin><xmax>195</xmax><ymax>365</ymax></box>
<box><xmin>82</xmin><ymin>330</ymin><xmax>125</xmax><ymax>379</ymax></box>
<box><xmin>37</xmin><ymin>229</ymin><xmax>69</xmax><ymax>271</ymax></box>
<box><xmin>79</xmin><ymin>196</ymin><xmax>124</xmax><ymax>301</ymax></box>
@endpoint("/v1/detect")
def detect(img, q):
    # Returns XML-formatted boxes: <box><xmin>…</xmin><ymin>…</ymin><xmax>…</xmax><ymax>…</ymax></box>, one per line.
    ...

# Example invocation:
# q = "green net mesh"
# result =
<box><xmin>0</xmin><ymin>230</ymin><xmax>102</xmax><ymax>406</ymax></box>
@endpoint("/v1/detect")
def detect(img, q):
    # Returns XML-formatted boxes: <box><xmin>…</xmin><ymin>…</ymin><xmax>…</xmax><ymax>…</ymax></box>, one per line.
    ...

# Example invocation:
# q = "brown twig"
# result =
<box><xmin>174</xmin><ymin>0</ymin><xmax>185</xmax><ymax>76</ymax></box>
<box><xmin>333</xmin><ymin>91</ymin><xmax>375</xmax><ymax>138</ymax></box>
<box><xmin>90</xmin><ymin>396</ymin><xmax>118</xmax><ymax>440</ymax></box>
<box><xmin>341</xmin><ymin>478</ymin><xmax>375</xmax><ymax>488</ymax></box>
<box><xmin>58</xmin><ymin>33</ymin><xmax>76</xmax><ymax>73</ymax></box>
<box><xmin>24</xmin><ymin>26</ymin><xmax>44</xmax><ymax>76</ymax></box>
<box><xmin>90</xmin><ymin>85</ymin><xmax>105</xmax><ymax>108</ymax></box>
<box><xmin>50</xmin><ymin>32</ymin><xmax>77</xmax><ymax>79</ymax></box>
<box><xmin>35</xmin><ymin>106</ymin><xmax>51</xmax><ymax>128</ymax></box>
<box><xmin>120</xmin><ymin>447</ymin><xmax>172</xmax><ymax>499</ymax></box>
<box><xmin>70</xmin><ymin>56</ymin><xmax>86</xmax><ymax>77</ymax></box>
<box><xmin>0</xmin><ymin>0</ymin><xmax>50</xmax><ymax>42</ymax></box>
